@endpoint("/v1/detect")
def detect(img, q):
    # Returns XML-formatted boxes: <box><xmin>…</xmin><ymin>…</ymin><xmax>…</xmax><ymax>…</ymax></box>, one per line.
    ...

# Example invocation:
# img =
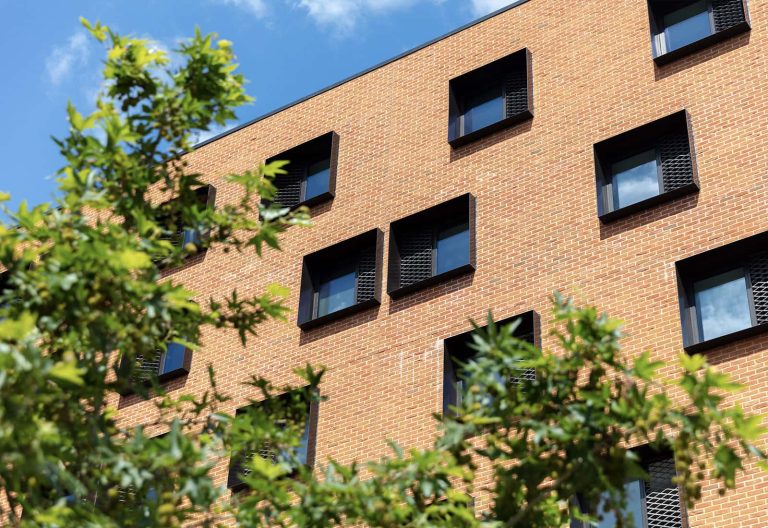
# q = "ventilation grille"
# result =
<box><xmin>133</xmin><ymin>353</ymin><xmax>161</xmax><ymax>383</ymax></box>
<box><xmin>659</xmin><ymin>133</ymin><xmax>694</xmax><ymax>191</ymax></box>
<box><xmin>749</xmin><ymin>252</ymin><xmax>768</xmax><ymax>325</ymax></box>
<box><xmin>713</xmin><ymin>0</ymin><xmax>746</xmax><ymax>32</ymax></box>
<box><xmin>399</xmin><ymin>228</ymin><xmax>433</xmax><ymax>288</ymax></box>
<box><xmin>356</xmin><ymin>246</ymin><xmax>377</xmax><ymax>303</ymax></box>
<box><xmin>504</xmin><ymin>70</ymin><xmax>528</xmax><ymax>118</ymax></box>
<box><xmin>644</xmin><ymin>457</ymin><xmax>683</xmax><ymax>528</ymax></box>
<box><xmin>509</xmin><ymin>330</ymin><xmax>536</xmax><ymax>384</ymax></box>
<box><xmin>274</xmin><ymin>166</ymin><xmax>303</xmax><ymax>208</ymax></box>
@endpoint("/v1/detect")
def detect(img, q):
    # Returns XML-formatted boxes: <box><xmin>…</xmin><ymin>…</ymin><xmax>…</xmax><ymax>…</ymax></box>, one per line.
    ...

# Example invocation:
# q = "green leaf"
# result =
<box><xmin>266</xmin><ymin>283</ymin><xmax>290</xmax><ymax>298</ymax></box>
<box><xmin>680</xmin><ymin>353</ymin><xmax>707</xmax><ymax>373</ymax></box>
<box><xmin>0</xmin><ymin>312</ymin><xmax>37</xmax><ymax>341</ymax></box>
<box><xmin>113</xmin><ymin>249</ymin><xmax>152</xmax><ymax>269</ymax></box>
<box><xmin>49</xmin><ymin>360</ymin><xmax>86</xmax><ymax>386</ymax></box>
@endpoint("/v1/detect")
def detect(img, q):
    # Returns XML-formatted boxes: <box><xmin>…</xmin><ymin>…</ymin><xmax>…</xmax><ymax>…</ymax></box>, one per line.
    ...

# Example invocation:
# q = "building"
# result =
<box><xmin>116</xmin><ymin>0</ymin><xmax>768</xmax><ymax>526</ymax></box>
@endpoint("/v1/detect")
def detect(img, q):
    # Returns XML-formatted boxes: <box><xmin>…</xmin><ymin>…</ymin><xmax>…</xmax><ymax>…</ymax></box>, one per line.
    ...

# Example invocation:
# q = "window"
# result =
<box><xmin>648</xmin><ymin>0</ymin><xmax>750</xmax><ymax>64</ymax></box>
<box><xmin>572</xmin><ymin>450</ymin><xmax>685</xmax><ymax>528</ymax></box>
<box><xmin>265</xmin><ymin>131</ymin><xmax>339</xmax><ymax>209</ymax></box>
<box><xmin>155</xmin><ymin>185</ymin><xmax>217</xmax><ymax>268</ymax></box>
<box><xmin>676</xmin><ymin>230</ymin><xmax>768</xmax><ymax>352</ymax></box>
<box><xmin>594</xmin><ymin>110</ymin><xmax>698</xmax><ymax>222</ymax></box>
<box><xmin>121</xmin><ymin>342</ymin><xmax>193</xmax><ymax>393</ymax></box>
<box><xmin>297</xmin><ymin>229</ymin><xmax>383</xmax><ymax>329</ymax></box>
<box><xmin>388</xmin><ymin>194</ymin><xmax>476</xmax><ymax>298</ymax></box>
<box><xmin>448</xmin><ymin>48</ymin><xmax>532</xmax><ymax>147</ymax></box>
<box><xmin>443</xmin><ymin>310</ymin><xmax>538</xmax><ymax>415</ymax></box>
<box><xmin>228</xmin><ymin>391</ymin><xmax>319</xmax><ymax>492</ymax></box>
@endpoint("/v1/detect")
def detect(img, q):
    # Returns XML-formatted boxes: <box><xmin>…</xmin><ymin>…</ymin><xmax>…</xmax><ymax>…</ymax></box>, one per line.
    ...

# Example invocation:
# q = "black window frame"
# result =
<box><xmin>647</xmin><ymin>0</ymin><xmax>750</xmax><ymax>65</ymax></box>
<box><xmin>155</xmin><ymin>184</ymin><xmax>217</xmax><ymax>270</ymax></box>
<box><xmin>119</xmin><ymin>342</ymin><xmax>193</xmax><ymax>395</ymax></box>
<box><xmin>594</xmin><ymin>110</ymin><xmax>698</xmax><ymax>223</ymax></box>
<box><xmin>442</xmin><ymin>310</ymin><xmax>539</xmax><ymax>416</ymax></box>
<box><xmin>387</xmin><ymin>194</ymin><xmax>476</xmax><ymax>299</ymax></box>
<box><xmin>265</xmin><ymin>131</ymin><xmax>339</xmax><ymax>210</ymax></box>
<box><xmin>571</xmin><ymin>446</ymin><xmax>687</xmax><ymax>528</ymax></box>
<box><xmin>676</xmin><ymin>230</ymin><xmax>768</xmax><ymax>353</ymax></box>
<box><xmin>227</xmin><ymin>391</ymin><xmax>319</xmax><ymax>492</ymax></box>
<box><xmin>297</xmin><ymin>228</ymin><xmax>383</xmax><ymax>330</ymax></box>
<box><xmin>448</xmin><ymin>48</ymin><xmax>533</xmax><ymax>148</ymax></box>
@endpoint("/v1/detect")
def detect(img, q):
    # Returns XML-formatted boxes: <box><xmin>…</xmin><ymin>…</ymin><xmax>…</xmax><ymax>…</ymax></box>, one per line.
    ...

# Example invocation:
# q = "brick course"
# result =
<box><xmin>113</xmin><ymin>1</ymin><xmax>768</xmax><ymax>525</ymax></box>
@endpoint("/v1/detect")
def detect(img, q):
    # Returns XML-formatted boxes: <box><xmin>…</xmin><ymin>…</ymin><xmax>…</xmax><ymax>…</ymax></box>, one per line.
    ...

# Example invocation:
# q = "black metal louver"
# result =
<box><xmin>749</xmin><ymin>251</ymin><xmax>768</xmax><ymax>325</ymax></box>
<box><xmin>659</xmin><ymin>133</ymin><xmax>694</xmax><ymax>192</ymax></box>
<box><xmin>713</xmin><ymin>0</ymin><xmax>746</xmax><ymax>32</ymax></box>
<box><xmin>274</xmin><ymin>166</ymin><xmax>304</xmax><ymax>208</ymax></box>
<box><xmin>132</xmin><ymin>353</ymin><xmax>161</xmax><ymax>383</ymax></box>
<box><xmin>644</xmin><ymin>457</ymin><xmax>684</xmax><ymax>528</ymax></box>
<box><xmin>399</xmin><ymin>228</ymin><xmax>433</xmax><ymax>288</ymax></box>
<box><xmin>509</xmin><ymin>330</ymin><xmax>536</xmax><ymax>384</ymax></box>
<box><xmin>356</xmin><ymin>247</ymin><xmax>377</xmax><ymax>303</ymax></box>
<box><xmin>504</xmin><ymin>70</ymin><xmax>528</xmax><ymax>119</ymax></box>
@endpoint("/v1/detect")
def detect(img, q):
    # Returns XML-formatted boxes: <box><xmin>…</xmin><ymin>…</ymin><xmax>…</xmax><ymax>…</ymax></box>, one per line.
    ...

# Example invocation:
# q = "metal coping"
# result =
<box><xmin>192</xmin><ymin>0</ymin><xmax>532</xmax><ymax>150</ymax></box>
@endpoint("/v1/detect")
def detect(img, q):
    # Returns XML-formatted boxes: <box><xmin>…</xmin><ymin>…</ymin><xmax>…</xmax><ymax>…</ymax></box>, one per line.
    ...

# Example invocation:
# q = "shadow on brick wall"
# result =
<box><xmin>117</xmin><ymin>374</ymin><xmax>189</xmax><ymax>410</ymax></box>
<box><xmin>449</xmin><ymin>121</ymin><xmax>533</xmax><ymax>163</ymax></box>
<box><xmin>388</xmin><ymin>273</ymin><xmax>474</xmax><ymax>315</ymax></box>
<box><xmin>599</xmin><ymin>193</ymin><xmax>699</xmax><ymax>240</ymax></box>
<box><xmin>699</xmin><ymin>332</ymin><xmax>768</xmax><ymax>367</ymax></box>
<box><xmin>298</xmin><ymin>306</ymin><xmax>380</xmax><ymax>346</ymax></box>
<box><xmin>654</xmin><ymin>33</ymin><xmax>751</xmax><ymax>82</ymax></box>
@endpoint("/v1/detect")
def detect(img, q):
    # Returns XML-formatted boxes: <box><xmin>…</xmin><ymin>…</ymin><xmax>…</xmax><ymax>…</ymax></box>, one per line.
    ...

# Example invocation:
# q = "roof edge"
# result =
<box><xmin>191</xmin><ymin>0</ymin><xmax>532</xmax><ymax>150</ymax></box>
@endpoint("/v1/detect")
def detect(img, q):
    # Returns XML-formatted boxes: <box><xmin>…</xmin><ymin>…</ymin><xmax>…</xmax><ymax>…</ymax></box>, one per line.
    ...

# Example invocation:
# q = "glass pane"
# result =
<box><xmin>694</xmin><ymin>269</ymin><xmax>752</xmax><ymax>341</ymax></box>
<box><xmin>160</xmin><ymin>342</ymin><xmax>187</xmax><ymax>374</ymax></box>
<box><xmin>436</xmin><ymin>221</ymin><xmax>470</xmax><ymax>274</ymax></box>
<box><xmin>463</xmin><ymin>86</ymin><xmax>503</xmax><ymax>134</ymax></box>
<box><xmin>664</xmin><ymin>0</ymin><xmax>712</xmax><ymax>52</ymax></box>
<box><xmin>296</xmin><ymin>417</ymin><xmax>310</xmax><ymax>465</ymax></box>
<box><xmin>182</xmin><ymin>227</ymin><xmax>200</xmax><ymax>247</ymax></box>
<box><xmin>317</xmin><ymin>267</ymin><xmax>356</xmax><ymax>317</ymax></box>
<box><xmin>304</xmin><ymin>158</ymin><xmax>331</xmax><ymax>200</ymax></box>
<box><xmin>611</xmin><ymin>149</ymin><xmax>660</xmax><ymax>209</ymax></box>
<box><xmin>592</xmin><ymin>480</ymin><xmax>645</xmax><ymax>528</ymax></box>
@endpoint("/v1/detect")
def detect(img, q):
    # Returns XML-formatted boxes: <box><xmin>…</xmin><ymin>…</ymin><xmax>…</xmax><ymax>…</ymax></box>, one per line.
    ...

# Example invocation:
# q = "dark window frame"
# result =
<box><xmin>228</xmin><ymin>391</ymin><xmax>320</xmax><ymax>492</ymax></box>
<box><xmin>571</xmin><ymin>446</ymin><xmax>688</xmax><ymax>528</ymax></box>
<box><xmin>647</xmin><ymin>0</ymin><xmax>750</xmax><ymax>65</ymax></box>
<box><xmin>265</xmin><ymin>131</ymin><xmax>339</xmax><ymax>210</ymax></box>
<box><xmin>676</xmin><ymin>230</ymin><xmax>768</xmax><ymax>353</ymax></box>
<box><xmin>155</xmin><ymin>184</ymin><xmax>217</xmax><ymax>269</ymax></box>
<box><xmin>387</xmin><ymin>194</ymin><xmax>476</xmax><ymax>299</ymax></box>
<box><xmin>448</xmin><ymin>48</ymin><xmax>533</xmax><ymax>148</ymax></box>
<box><xmin>442</xmin><ymin>310</ymin><xmax>539</xmax><ymax>416</ymax></box>
<box><xmin>594</xmin><ymin>110</ymin><xmax>698</xmax><ymax>223</ymax></box>
<box><xmin>297</xmin><ymin>229</ymin><xmax>383</xmax><ymax>330</ymax></box>
<box><xmin>118</xmin><ymin>342</ymin><xmax>193</xmax><ymax>396</ymax></box>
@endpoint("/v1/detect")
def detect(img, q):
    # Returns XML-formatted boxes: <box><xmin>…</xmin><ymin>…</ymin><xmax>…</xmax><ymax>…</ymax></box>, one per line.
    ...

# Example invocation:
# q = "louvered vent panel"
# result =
<box><xmin>399</xmin><ymin>228</ymin><xmax>433</xmax><ymax>288</ymax></box>
<box><xmin>659</xmin><ymin>133</ymin><xmax>694</xmax><ymax>191</ymax></box>
<box><xmin>356</xmin><ymin>246</ymin><xmax>377</xmax><ymax>303</ymax></box>
<box><xmin>274</xmin><ymin>166</ymin><xmax>303</xmax><ymax>207</ymax></box>
<box><xmin>509</xmin><ymin>330</ymin><xmax>536</xmax><ymax>384</ymax></box>
<box><xmin>133</xmin><ymin>353</ymin><xmax>161</xmax><ymax>383</ymax></box>
<box><xmin>504</xmin><ymin>70</ymin><xmax>528</xmax><ymax>118</ymax></box>
<box><xmin>749</xmin><ymin>252</ymin><xmax>768</xmax><ymax>325</ymax></box>
<box><xmin>713</xmin><ymin>0</ymin><xmax>746</xmax><ymax>31</ymax></box>
<box><xmin>644</xmin><ymin>457</ymin><xmax>683</xmax><ymax>528</ymax></box>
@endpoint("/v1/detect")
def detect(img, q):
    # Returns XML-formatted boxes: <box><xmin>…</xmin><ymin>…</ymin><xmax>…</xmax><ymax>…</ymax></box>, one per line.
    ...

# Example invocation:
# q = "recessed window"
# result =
<box><xmin>572</xmin><ymin>450</ymin><xmax>685</xmax><ymax>528</ymax></box>
<box><xmin>228</xmin><ymin>391</ymin><xmax>318</xmax><ymax>492</ymax></box>
<box><xmin>648</xmin><ymin>0</ymin><xmax>750</xmax><ymax>64</ymax></box>
<box><xmin>265</xmin><ymin>132</ymin><xmax>338</xmax><ymax>209</ymax></box>
<box><xmin>388</xmin><ymin>194</ymin><xmax>476</xmax><ymax>299</ymax></box>
<box><xmin>594</xmin><ymin>110</ymin><xmax>698</xmax><ymax>222</ymax></box>
<box><xmin>155</xmin><ymin>185</ymin><xmax>216</xmax><ymax>268</ymax></box>
<box><xmin>298</xmin><ymin>229</ymin><xmax>383</xmax><ymax>329</ymax></box>
<box><xmin>443</xmin><ymin>310</ymin><xmax>538</xmax><ymax>416</ymax></box>
<box><xmin>448</xmin><ymin>48</ymin><xmax>532</xmax><ymax>148</ymax></box>
<box><xmin>677</xmin><ymin>230</ymin><xmax>768</xmax><ymax>352</ymax></box>
<box><xmin>134</xmin><ymin>342</ymin><xmax>193</xmax><ymax>384</ymax></box>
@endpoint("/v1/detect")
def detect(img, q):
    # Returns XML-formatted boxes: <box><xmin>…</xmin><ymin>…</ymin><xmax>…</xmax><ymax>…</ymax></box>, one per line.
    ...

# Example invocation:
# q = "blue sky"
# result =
<box><xmin>0</xmin><ymin>0</ymin><xmax>515</xmax><ymax>219</ymax></box>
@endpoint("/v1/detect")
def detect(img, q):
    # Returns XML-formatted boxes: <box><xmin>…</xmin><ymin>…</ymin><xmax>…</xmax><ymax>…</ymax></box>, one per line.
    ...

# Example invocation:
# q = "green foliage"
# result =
<box><xmin>0</xmin><ymin>20</ymin><xmax>765</xmax><ymax>528</ymax></box>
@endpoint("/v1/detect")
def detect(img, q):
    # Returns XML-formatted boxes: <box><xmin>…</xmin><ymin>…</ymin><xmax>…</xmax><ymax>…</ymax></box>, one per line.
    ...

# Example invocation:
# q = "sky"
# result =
<box><xmin>0</xmin><ymin>0</ymin><xmax>518</xmax><ymax>219</ymax></box>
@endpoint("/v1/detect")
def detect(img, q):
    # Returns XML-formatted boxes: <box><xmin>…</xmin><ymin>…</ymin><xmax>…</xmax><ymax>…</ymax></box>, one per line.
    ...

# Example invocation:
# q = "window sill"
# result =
<box><xmin>297</xmin><ymin>297</ymin><xmax>380</xmax><ymax>331</ymax></box>
<box><xmin>684</xmin><ymin>321</ymin><xmax>768</xmax><ymax>354</ymax></box>
<box><xmin>653</xmin><ymin>21</ymin><xmax>750</xmax><ymax>66</ymax></box>
<box><xmin>448</xmin><ymin>110</ymin><xmax>533</xmax><ymax>149</ymax></box>
<box><xmin>598</xmin><ymin>181</ymin><xmax>698</xmax><ymax>223</ymax></box>
<box><xmin>388</xmin><ymin>263</ymin><xmax>475</xmax><ymax>299</ymax></box>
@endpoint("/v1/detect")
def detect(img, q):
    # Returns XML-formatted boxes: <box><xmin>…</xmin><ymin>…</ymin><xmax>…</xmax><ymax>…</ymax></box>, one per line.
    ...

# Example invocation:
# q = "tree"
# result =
<box><xmin>0</xmin><ymin>20</ymin><xmax>765</xmax><ymax>528</ymax></box>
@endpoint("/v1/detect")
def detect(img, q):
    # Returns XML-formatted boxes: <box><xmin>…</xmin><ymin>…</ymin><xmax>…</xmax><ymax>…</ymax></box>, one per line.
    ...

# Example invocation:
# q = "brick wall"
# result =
<box><xmin>113</xmin><ymin>1</ymin><xmax>768</xmax><ymax>525</ymax></box>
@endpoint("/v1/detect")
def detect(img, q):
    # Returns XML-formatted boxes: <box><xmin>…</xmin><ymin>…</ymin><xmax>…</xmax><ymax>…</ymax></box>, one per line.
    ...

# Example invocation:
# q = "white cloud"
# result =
<box><xmin>470</xmin><ymin>0</ymin><xmax>519</xmax><ymax>17</ymax></box>
<box><xmin>214</xmin><ymin>0</ymin><xmax>268</xmax><ymax>17</ymax></box>
<box><xmin>294</xmin><ymin>0</ymin><xmax>438</xmax><ymax>35</ymax></box>
<box><xmin>45</xmin><ymin>32</ymin><xmax>91</xmax><ymax>86</ymax></box>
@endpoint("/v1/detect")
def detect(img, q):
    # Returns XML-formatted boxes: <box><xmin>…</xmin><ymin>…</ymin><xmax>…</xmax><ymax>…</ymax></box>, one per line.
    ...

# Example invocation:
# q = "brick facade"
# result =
<box><xmin>113</xmin><ymin>1</ymin><xmax>768</xmax><ymax>525</ymax></box>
